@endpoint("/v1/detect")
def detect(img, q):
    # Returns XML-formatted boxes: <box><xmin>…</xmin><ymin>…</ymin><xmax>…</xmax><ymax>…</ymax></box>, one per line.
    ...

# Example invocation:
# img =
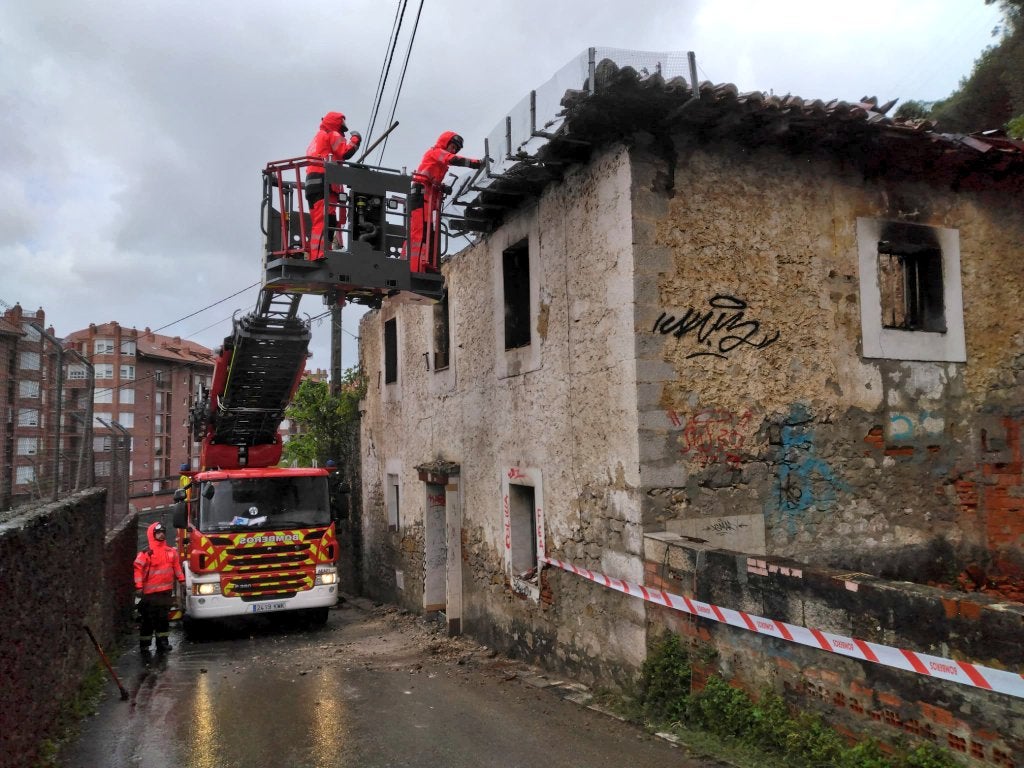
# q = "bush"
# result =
<box><xmin>747</xmin><ymin>689</ymin><xmax>793</xmax><ymax>752</ymax></box>
<box><xmin>690</xmin><ymin>676</ymin><xmax>755</xmax><ymax>739</ymax></box>
<box><xmin>633</xmin><ymin>643</ymin><xmax>966</xmax><ymax>768</ymax></box>
<box><xmin>637</xmin><ymin>633</ymin><xmax>691</xmax><ymax>721</ymax></box>
<box><xmin>896</xmin><ymin>743</ymin><xmax>966</xmax><ymax>768</ymax></box>
<box><xmin>839</xmin><ymin>739</ymin><xmax>891</xmax><ymax>768</ymax></box>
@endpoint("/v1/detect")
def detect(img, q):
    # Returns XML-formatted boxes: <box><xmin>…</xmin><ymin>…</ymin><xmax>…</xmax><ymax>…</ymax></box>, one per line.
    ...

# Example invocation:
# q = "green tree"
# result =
<box><xmin>927</xmin><ymin>0</ymin><xmax>1024</xmax><ymax>134</ymax></box>
<box><xmin>894</xmin><ymin>99</ymin><xmax>934</xmax><ymax>121</ymax></box>
<box><xmin>282</xmin><ymin>368</ymin><xmax>365</xmax><ymax>468</ymax></box>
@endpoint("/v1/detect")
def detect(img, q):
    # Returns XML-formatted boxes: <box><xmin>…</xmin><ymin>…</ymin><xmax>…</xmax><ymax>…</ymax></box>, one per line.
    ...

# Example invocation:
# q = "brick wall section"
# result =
<box><xmin>645</xmin><ymin>533</ymin><xmax>1024</xmax><ymax>767</ymax></box>
<box><xmin>0</xmin><ymin>489</ymin><xmax>136</xmax><ymax>768</ymax></box>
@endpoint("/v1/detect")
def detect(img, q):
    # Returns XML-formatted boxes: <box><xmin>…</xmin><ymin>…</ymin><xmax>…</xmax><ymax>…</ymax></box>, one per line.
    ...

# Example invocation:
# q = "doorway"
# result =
<box><xmin>424</xmin><ymin>483</ymin><xmax>447</xmax><ymax>612</ymax></box>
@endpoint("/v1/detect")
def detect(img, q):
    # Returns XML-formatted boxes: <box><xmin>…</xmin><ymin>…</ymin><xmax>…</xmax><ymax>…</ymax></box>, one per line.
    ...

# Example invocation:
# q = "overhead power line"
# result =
<box><xmin>377</xmin><ymin>0</ymin><xmax>425</xmax><ymax>164</ymax></box>
<box><xmin>148</xmin><ymin>282</ymin><xmax>260</xmax><ymax>337</ymax></box>
<box><xmin>365</xmin><ymin>0</ymin><xmax>409</xmax><ymax>150</ymax></box>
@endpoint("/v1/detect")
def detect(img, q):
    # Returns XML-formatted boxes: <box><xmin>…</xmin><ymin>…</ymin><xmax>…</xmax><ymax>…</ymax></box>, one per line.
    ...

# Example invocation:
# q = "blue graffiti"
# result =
<box><xmin>888</xmin><ymin>410</ymin><xmax>941</xmax><ymax>442</ymax></box>
<box><xmin>770</xmin><ymin>406</ymin><xmax>848</xmax><ymax>533</ymax></box>
<box><xmin>889</xmin><ymin>414</ymin><xmax>915</xmax><ymax>440</ymax></box>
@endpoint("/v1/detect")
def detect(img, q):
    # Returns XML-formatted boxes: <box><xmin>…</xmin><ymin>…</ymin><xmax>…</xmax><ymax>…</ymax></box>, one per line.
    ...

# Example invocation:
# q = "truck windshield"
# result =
<box><xmin>198</xmin><ymin>476</ymin><xmax>331</xmax><ymax>531</ymax></box>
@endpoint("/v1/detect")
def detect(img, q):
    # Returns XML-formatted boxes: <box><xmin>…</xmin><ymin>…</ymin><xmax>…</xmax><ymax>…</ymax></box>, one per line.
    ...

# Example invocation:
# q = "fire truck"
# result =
<box><xmin>171</xmin><ymin>151</ymin><xmax>466</xmax><ymax>631</ymax></box>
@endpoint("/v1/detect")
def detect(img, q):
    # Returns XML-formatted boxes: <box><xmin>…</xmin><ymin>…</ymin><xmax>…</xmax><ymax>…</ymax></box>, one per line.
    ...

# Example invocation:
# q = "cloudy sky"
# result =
<box><xmin>1</xmin><ymin>0</ymin><xmax>1005</xmax><ymax>374</ymax></box>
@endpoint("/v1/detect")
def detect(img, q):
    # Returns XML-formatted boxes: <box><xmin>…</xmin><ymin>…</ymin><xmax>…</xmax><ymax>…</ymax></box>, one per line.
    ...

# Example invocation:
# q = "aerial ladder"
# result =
<box><xmin>173</xmin><ymin>151</ymin><xmax>464</xmax><ymax>631</ymax></box>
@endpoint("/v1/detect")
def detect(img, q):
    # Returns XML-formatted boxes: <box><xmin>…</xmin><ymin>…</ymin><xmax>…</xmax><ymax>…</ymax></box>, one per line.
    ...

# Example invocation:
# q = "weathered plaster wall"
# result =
<box><xmin>634</xmin><ymin>136</ymin><xmax>1024</xmax><ymax>579</ymax></box>
<box><xmin>644</xmin><ymin>533</ymin><xmax>1024</xmax><ymax>767</ymax></box>
<box><xmin>359</xmin><ymin>146</ymin><xmax>649</xmax><ymax>684</ymax></box>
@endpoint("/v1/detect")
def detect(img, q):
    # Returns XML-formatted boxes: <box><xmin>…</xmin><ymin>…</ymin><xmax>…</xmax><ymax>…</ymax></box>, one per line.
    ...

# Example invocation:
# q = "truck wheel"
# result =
<box><xmin>307</xmin><ymin>607</ymin><xmax>329</xmax><ymax>626</ymax></box>
<box><xmin>182</xmin><ymin>614</ymin><xmax>206</xmax><ymax>640</ymax></box>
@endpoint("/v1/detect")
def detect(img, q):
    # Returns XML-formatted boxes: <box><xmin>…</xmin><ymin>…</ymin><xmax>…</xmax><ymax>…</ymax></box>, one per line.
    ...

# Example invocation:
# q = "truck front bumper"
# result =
<box><xmin>181</xmin><ymin>564</ymin><xmax>338</xmax><ymax>620</ymax></box>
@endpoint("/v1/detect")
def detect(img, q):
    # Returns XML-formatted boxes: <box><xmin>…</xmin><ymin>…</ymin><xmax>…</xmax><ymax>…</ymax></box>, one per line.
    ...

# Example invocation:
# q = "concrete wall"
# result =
<box><xmin>360</xmin><ymin>146</ymin><xmax>649</xmax><ymax>685</ymax></box>
<box><xmin>634</xmin><ymin>135</ymin><xmax>1024</xmax><ymax>583</ymax></box>
<box><xmin>0</xmin><ymin>489</ymin><xmax>136</xmax><ymax>768</ymax></box>
<box><xmin>644</xmin><ymin>532</ymin><xmax>1024</xmax><ymax>766</ymax></box>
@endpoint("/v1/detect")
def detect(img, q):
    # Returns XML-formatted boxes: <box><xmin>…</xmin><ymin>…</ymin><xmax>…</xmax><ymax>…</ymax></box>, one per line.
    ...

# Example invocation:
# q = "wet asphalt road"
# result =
<box><xmin>60</xmin><ymin>599</ymin><xmax>717</xmax><ymax>768</ymax></box>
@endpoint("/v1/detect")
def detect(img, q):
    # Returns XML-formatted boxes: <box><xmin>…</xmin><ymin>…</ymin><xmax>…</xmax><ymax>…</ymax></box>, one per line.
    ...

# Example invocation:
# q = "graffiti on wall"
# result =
<box><xmin>772</xmin><ymin>406</ymin><xmax>847</xmax><ymax>531</ymax></box>
<box><xmin>887</xmin><ymin>410</ymin><xmax>944</xmax><ymax>442</ymax></box>
<box><xmin>502</xmin><ymin>494</ymin><xmax>511</xmax><ymax>551</ymax></box>
<box><xmin>652</xmin><ymin>295</ymin><xmax>780</xmax><ymax>359</ymax></box>
<box><xmin>679</xmin><ymin>408</ymin><xmax>753</xmax><ymax>467</ymax></box>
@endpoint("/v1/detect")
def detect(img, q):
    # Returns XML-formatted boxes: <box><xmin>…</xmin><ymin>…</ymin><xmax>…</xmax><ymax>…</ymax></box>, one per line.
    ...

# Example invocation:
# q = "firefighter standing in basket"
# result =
<box><xmin>134</xmin><ymin>521</ymin><xmax>184</xmax><ymax>656</ymax></box>
<box><xmin>305</xmin><ymin>111</ymin><xmax>362</xmax><ymax>261</ymax></box>
<box><xmin>407</xmin><ymin>131</ymin><xmax>482</xmax><ymax>273</ymax></box>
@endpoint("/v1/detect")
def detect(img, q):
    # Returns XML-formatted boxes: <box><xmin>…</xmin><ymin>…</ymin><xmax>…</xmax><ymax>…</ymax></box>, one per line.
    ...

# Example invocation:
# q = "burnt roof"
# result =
<box><xmin>452</xmin><ymin>57</ymin><xmax>1024</xmax><ymax>234</ymax></box>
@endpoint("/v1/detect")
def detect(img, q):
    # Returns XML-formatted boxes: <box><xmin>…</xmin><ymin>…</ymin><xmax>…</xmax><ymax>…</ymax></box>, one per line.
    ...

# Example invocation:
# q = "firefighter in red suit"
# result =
<box><xmin>305</xmin><ymin>111</ymin><xmax>362</xmax><ymax>261</ymax></box>
<box><xmin>407</xmin><ymin>131</ymin><xmax>482</xmax><ymax>272</ymax></box>
<box><xmin>134</xmin><ymin>521</ymin><xmax>184</xmax><ymax>655</ymax></box>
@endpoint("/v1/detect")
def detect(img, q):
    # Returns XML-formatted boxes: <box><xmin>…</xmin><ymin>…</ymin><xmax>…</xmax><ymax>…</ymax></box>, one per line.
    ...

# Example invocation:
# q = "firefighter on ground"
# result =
<box><xmin>407</xmin><ymin>131</ymin><xmax>482</xmax><ymax>272</ymax></box>
<box><xmin>134</xmin><ymin>521</ymin><xmax>184</xmax><ymax>655</ymax></box>
<box><xmin>305</xmin><ymin>111</ymin><xmax>362</xmax><ymax>261</ymax></box>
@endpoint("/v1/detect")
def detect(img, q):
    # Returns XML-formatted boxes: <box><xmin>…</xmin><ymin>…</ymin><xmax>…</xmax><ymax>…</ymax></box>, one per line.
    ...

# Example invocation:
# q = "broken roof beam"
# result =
<box><xmin>530</xmin><ymin>90</ymin><xmax>592</xmax><ymax>145</ymax></box>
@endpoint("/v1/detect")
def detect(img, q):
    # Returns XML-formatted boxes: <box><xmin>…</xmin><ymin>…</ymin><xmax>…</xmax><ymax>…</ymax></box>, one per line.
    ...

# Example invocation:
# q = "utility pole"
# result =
<box><xmin>330</xmin><ymin>303</ymin><xmax>342</xmax><ymax>396</ymax></box>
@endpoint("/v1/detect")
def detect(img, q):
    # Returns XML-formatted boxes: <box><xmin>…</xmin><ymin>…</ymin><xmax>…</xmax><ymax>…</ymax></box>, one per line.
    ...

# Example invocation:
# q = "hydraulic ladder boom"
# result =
<box><xmin>192</xmin><ymin>290</ymin><xmax>310</xmax><ymax>469</ymax></box>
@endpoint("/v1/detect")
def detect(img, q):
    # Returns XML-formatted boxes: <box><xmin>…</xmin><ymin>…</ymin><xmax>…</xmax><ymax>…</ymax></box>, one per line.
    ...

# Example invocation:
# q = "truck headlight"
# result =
<box><xmin>194</xmin><ymin>582</ymin><xmax>221</xmax><ymax>596</ymax></box>
<box><xmin>315</xmin><ymin>567</ymin><xmax>337</xmax><ymax>585</ymax></box>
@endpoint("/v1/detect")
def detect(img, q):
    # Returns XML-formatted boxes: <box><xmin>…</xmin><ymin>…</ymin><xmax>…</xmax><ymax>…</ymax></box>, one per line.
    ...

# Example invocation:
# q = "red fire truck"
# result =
<box><xmin>171</xmin><ymin>152</ymin><xmax>470</xmax><ymax>631</ymax></box>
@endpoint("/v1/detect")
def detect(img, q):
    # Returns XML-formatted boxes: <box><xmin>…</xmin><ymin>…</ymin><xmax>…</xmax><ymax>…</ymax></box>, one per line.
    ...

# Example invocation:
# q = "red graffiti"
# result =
<box><xmin>427</xmin><ymin>494</ymin><xmax>446</xmax><ymax>507</ymax></box>
<box><xmin>667</xmin><ymin>409</ymin><xmax>682</xmax><ymax>427</ymax></box>
<box><xmin>508</xmin><ymin>467</ymin><xmax>527</xmax><ymax>480</ymax></box>
<box><xmin>503</xmin><ymin>494</ymin><xmax>511</xmax><ymax>550</ymax></box>
<box><xmin>680</xmin><ymin>408</ymin><xmax>752</xmax><ymax>467</ymax></box>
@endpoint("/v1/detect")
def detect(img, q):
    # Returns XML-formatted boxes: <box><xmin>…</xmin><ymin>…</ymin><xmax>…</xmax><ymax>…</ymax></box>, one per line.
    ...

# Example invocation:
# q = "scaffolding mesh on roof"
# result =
<box><xmin>448</xmin><ymin>48</ymin><xmax>697</xmax><ymax>215</ymax></box>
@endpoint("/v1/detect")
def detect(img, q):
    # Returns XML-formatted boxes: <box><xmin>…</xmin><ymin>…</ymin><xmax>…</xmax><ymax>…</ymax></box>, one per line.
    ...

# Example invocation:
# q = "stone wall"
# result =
<box><xmin>632</xmin><ymin>135</ymin><xmax>1024</xmax><ymax>584</ymax></box>
<box><xmin>644</xmin><ymin>532</ymin><xmax>1024</xmax><ymax>767</ymax></box>
<box><xmin>357</xmin><ymin>127</ymin><xmax>1024</xmax><ymax>734</ymax></box>
<box><xmin>0</xmin><ymin>489</ymin><xmax>136</xmax><ymax>768</ymax></box>
<box><xmin>359</xmin><ymin>145</ymin><xmax>649</xmax><ymax>684</ymax></box>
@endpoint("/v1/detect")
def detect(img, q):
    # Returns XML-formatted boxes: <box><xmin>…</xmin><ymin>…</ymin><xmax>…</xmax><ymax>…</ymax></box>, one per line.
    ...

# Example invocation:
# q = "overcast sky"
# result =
<box><xmin>1</xmin><ymin>0</ymin><xmax>1005</xmax><ymax>374</ymax></box>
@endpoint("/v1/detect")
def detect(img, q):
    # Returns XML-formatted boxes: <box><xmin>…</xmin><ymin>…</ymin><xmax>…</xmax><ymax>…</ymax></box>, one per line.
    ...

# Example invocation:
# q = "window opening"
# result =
<box><xmin>508</xmin><ymin>484</ymin><xmax>538</xmax><ymax>579</ymax></box>
<box><xmin>878</xmin><ymin>229</ymin><xmax>945</xmax><ymax>332</ymax></box>
<box><xmin>387</xmin><ymin>472</ymin><xmax>400</xmax><ymax>530</ymax></box>
<box><xmin>503</xmin><ymin>239</ymin><xmax>531</xmax><ymax>350</ymax></box>
<box><xmin>384</xmin><ymin>318</ymin><xmax>398</xmax><ymax>384</ymax></box>
<box><xmin>433</xmin><ymin>294</ymin><xmax>450</xmax><ymax>371</ymax></box>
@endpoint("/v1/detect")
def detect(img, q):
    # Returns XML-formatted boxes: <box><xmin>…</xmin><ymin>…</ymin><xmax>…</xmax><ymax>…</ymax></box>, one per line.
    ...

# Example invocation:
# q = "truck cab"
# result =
<box><xmin>173</xmin><ymin>467</ymin><xmax>337</xmax><ymax>629</ymax></box>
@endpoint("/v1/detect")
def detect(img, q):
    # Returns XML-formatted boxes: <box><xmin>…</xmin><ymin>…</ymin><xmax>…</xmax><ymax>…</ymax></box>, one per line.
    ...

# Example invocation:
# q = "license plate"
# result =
<box><xmin>251</xmin><ymin>601</ymin><xmax>286</xmax><ymax>614</ymax></box>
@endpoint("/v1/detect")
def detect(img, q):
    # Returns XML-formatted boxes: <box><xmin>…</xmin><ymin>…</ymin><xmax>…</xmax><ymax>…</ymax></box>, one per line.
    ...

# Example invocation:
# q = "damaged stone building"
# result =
<box><xmin>358</xmin><ymin>50</ymin><xmax>1024</xmax><ymax>764</ymax></box>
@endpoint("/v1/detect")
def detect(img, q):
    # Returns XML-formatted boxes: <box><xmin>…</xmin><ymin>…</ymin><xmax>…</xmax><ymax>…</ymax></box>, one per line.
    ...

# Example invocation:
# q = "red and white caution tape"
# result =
<box><xmin>541</xmin><ymin>556</ymin><xmax>1024</xmax><ymax>700</ymax></box>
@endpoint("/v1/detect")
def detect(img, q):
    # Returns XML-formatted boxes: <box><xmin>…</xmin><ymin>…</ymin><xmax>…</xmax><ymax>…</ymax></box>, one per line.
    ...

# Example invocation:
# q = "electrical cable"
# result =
<box><xmin>365</xmin><ymin>0</ymin><xmax>408</xmax><ymax>151</ymax></box>
<box><xmin>145</xmin><ymin>282</ymin><xmax>261</xmax><ymax>338</ymax></box>
<box><xmin>377</xmin><ymin>0</ymin><xmax>424</xmax><ymax>164</ymax></box>
<box><xmin>81</xmin><ymin>281</ymin><xmax>260</xmax><ymax>362</ymax></box>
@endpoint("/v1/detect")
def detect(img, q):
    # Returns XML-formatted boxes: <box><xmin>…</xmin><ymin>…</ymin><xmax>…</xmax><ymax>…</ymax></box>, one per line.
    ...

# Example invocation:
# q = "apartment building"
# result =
<box><xmin>63</xmin><ymin>322</ymin><xmax>214</xmax><ymax>514</ymax></box>
<box><xmin>0</xmin><ymin>305</ymin><xmax>66</xmax><ymax>509</ymax></box>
